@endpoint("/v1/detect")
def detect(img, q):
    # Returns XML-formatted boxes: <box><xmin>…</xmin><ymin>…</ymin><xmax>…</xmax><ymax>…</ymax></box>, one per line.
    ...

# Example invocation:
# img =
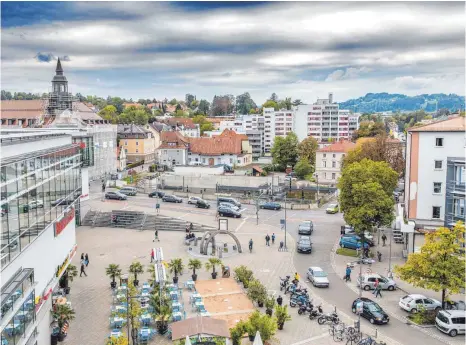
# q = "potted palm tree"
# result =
<box><xmin>129</xmin><ymin>261</ymin><xmax>144</xmax><ymax>286</ymax></box>
<box><xmin>265</xmin><ymin>295</ymin><xmax>275</xmax><ymax>316</ymax></box>
<box><xmin>106</xmin><ymin>264</ymin><xmax>122</xmax><ymax>289</ymax></box>
<box><xmin>205</xmin><ymin>258</ymin><xmax>222</xmax><ymax>279</ymax></box>
<box><xmin>149</xmin><ymin>290</ymin><xmax>172</xmax><ymax>335</ymax></box>
<box><xmin>167</xmin><ymin>258</ymin><xmax>184</xmax><ymax>284</ymax></box>
<box><xmin>52</xmin><ymin>304</ymin><xmax>75</xmax><ymax>341</ymax></box>
<box><xmin>188</xmin><ymin>259</ymin><xmax>202</xmax><ymax>281</ymax></box>
<box><xmin>59</xmin><ymin>264</ymin><xmax>78</xmax><ymax>294</ymax></box>
<box><xmin>275</xmin><ymin>305</ymin><xmax>292</xmax><ymax>330</ymax></box>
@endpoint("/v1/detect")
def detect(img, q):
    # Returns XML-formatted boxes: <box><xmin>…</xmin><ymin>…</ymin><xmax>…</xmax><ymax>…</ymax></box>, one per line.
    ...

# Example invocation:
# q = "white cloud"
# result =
<box><xmin>325</xmin><ymin>67</ymin><xmax>372</xmax><ymax>82</ymax></box>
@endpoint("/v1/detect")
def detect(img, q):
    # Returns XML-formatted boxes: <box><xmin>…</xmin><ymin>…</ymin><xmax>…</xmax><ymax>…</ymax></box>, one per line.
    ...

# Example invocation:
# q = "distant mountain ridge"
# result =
<box><xmin>338</xmin><ymin>93</ymin><xmax>465</xmax><ymax>113</ymax></box>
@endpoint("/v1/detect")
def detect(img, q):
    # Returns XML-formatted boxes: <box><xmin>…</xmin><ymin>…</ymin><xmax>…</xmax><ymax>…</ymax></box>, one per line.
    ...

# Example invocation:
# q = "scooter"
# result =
<box><xmin>317</xmin><ymin>311</ymin><xmax>339</xmax><ymax>325</ymax></box>
<box><xmin>309</xmin><ymin>304</ymin><xmax>323</xmax><ymax>320</ymax></box>
<box><xmin>289</xmin><ymin>294</ymin><xmax>309</xmax><ymax>307</ymax></box>
<box><xmin>297</xmin><ymin>301</ymin><xmax>313</xmax><ymax>315</ymax></box>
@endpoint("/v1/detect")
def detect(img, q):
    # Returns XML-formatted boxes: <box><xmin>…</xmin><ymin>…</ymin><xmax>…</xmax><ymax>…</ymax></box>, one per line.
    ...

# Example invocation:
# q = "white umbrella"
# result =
<box><xmin>185</xmin><ymin>336</ymin><xmax>192</xmax><ymax>345</ymax></box>
<box><xmin>253</xmin><ymin>331</ymin><xmax>263</xmax><ymax>345</ymax></box>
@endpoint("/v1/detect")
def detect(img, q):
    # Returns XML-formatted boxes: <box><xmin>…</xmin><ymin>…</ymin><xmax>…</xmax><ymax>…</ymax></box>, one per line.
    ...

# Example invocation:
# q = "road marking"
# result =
<box><xmin>289</xmin><ymin>332</ymin><xmax>329</xmax><ymax>345</ymax></box>
<box><xmin>239</xmin><ymin>208</ymin><xmax>247</xmax><ymax>212</ymax></box>
<box><xmin>234</xmin><ymin>216</ymin><xmax>249</xmax><ymax>233</ymax></box>
<box><xmin>177</xmin><ymin>212</ymin><xmax>191</xmax><ymax>219</ymax></box>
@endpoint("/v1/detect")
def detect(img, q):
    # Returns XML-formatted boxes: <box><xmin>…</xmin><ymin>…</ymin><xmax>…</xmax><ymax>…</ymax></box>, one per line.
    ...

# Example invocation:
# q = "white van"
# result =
<box><xmin>436</xmin><ymin>310</ymin><xmax>466</xmax><ymax>337</ymax></box>
<box><xmin>119</xmin><ymin>187</ymin><xmax>137</xmax><ymax>196</ymax></box>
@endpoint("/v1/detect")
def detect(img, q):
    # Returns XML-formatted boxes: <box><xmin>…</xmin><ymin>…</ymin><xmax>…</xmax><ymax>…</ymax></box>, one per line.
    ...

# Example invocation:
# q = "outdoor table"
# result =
<box><xmin>169</xmin><ymin>291</ymin><xmax>178</xmax><ymax>301</ymax></box>
<box><xmin>110</xmin><ymin>316</ymin><xmax>125</xmax><ymax>328</ymax></box>
<box><xmin>110</xmin><ymin>330</ymin><xmax>122</xmax><ymax>338</ymax></box>
<box><xmin>115</xmin><ymin>294</ymin><xmax>126</xmax><ymax>301</ymax></box>
<box><xmin>140</xmin><ymin>290</ymin><xmax>150</xmax><ymax>297</ymax></box>
<box><xmin>190</xmin><ymin>292</ymin><xmax>201</xmax><ymax>299</ymax></box>
<box><xmin>172</xmin><ymin>311</ymin><xmax>182</xmax><ymax>321</ymax></box>
<box><xmin>142</xmin><ymin>282</ymin><xmax>150</xmax><ymax>288</ymax></box>
<box><xmin>186</xmin><ymin>281</ymin><xmax>195</xmax><ymax>290</ymax></box>
<box><xmin>113</xmin><ymin>305</ymin><xmax>127</xmax><ymax>313</ymax></box>
<box><xmin>140</xmin><ymin>314</ymin><xmax>152</xmax><ymax>325</ymax></box>
<box><xmin>171</xmin><ymin>301</ymin><xmax>182</xmax><ymax>312</ymax></box>
<box><xmin>140</xmin><ymin>304</ymin><xmax>149</xmax><ymax>311</ymax></box>
<box><xmin>200</xmin><ymin>311</ymin><xmax>210</xmax><ymax>317</ymax></box>
<box><xmin>139</xmin><ymin>296</ymin><xmax>149</xmax><ymax>303</ymax></box>
<box><xmin>117</xmin><ymin>286</ymin><xmax>127</xmax><ymax>292</ymax></box>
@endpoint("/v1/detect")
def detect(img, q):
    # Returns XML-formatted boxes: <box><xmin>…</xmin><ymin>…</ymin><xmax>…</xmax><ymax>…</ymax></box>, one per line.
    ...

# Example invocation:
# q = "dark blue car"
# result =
<box><xmin>259</xmin><ymin>202</ymin><xmax>281</xmax><ymax>210</ymax></box>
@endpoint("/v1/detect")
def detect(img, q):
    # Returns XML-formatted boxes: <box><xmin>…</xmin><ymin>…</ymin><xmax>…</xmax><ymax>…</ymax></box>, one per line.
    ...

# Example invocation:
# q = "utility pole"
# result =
<box><xmin>284</xmin><ymin>195</ymin><xmax>287</xmax><ymax>250</ymax></box>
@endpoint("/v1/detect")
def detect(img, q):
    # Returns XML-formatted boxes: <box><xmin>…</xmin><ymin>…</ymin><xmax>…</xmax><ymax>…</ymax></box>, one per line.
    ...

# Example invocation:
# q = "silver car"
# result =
<box><xmin>357</xmin><ymin>274</ymin><xmax>396</xmax><ymax>291</ymax></box>
<box><xmin>219</xmin><ymin>202</ymin><xmax>240</xmax><ymax>212</ymax></box>
<box><xmin>399</xmin><ymin>294</ymin><xmax>442</xmax><ymax>313</ymax></box>
<box><xmin>307</xmin><ymin>267</ymin><xmax>329</xmax><ymax>288</ymax></box>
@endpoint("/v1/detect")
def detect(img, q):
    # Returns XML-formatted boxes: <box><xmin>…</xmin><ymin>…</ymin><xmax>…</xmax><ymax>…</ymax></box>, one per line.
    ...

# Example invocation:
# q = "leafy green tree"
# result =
<box><xmin>129</xmin><ymin>261</ymin><xmax>144</xmax><ymax>285</ymax></box>
<box><xmin>185</xmin><ymin>94</ymin><xmax>195</xmax><ymax>106</ymax></box>
<box><xmin>338</xmin><ymin>159</ymin><xmax>397</xmax><ymax>234</ymax></box>
<box><xmin>352</xmin><ymin>121</ymin><xmax>385</xmax><ymax>140</ymax></box>
<box><xmin>269</xmin><ymin>93</ymin><xmax>279</xmax><ymax>102</ymax></box>
<box><xmin>192</xmin><ymin>115</ymin><xmax>207</xmax><ymax>125</ymax></box>
<box><xmin>294</xmin><ymin>159</ymin><xmax>313</xmax><ymax>179</ymax></box>
<box><xmin>395</xmin><ymin>222</ymin><xmax>465</xmax><ymax>308</ymax></box>
<box><xmin>190</xmin><ymin>99</ymin><xmax>199</xmax><ymax>109</ymax></box>
<box><xmin>198</xmin><ymin>99</ymin><xmax>210</xmax><ymax>115</ymax></box>
<box><xmin>174</xmin><ymin>110</ymin><xmax>187</xmax><ymax>118</ymax></box>
<box><xmin>236</xmin><ymin>92</ymin><xmax>257</xmax><ymax>114</ymax></box>
<box><xmin>175</xmin><ymin>103</ymin><xmax>182</xmax><ymax>111</ymax></box>
<box><xmin>298</xmin><ymin>136</ymin><xmax>319</xmax><ymax>167</ymax></box>
<box><xmin>169</xmin><ymin>98</ymin><xmax>178</xmax><ymax>105</ymax></box>
<box><xmin>249</xmin><ymin>108</ymin><xmax>257</xmax><ymax>114</ymax></box>
<box><xmin>200</xmin><ymin>122</ymin><xmax>214</xmax><ymax>135</ymax></box>
<box><xmin>274</xmin><ymin>305</ymin><xmax>291</xmax><ymax>330</ymax></box>
<box><xmin>246</xmin><ymin>310</ymin><xmax>277</xmax><ymax>341</ymax></box>
<box><xmin>262</xmin><ymin>100</ymin><xmax>279</xmax><ymax>111</ymax></box>
<box><xmin>271</xmin><ymin>132</ymin><xmax>299</xmax><ymax>170</ymax></box>
<box><xmin>99</xmin><ymin>105</ymin><xmax>119</xmax><ymax>124</ymax></box>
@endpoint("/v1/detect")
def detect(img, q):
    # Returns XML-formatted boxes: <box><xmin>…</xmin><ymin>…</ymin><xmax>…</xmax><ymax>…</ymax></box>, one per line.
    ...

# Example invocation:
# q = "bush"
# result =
<box><xmin>246</xmin><ymin>311</ymin><xmax>277</xmax><ymax>341</ymax></box>
<box><xmin>247</xmin><ymin>279</ymin><xmax>268</xmax><ymax>305</ymax></box>
<box><xmin>234</xmin><ymin>265</ymin><xmax>254</xmax><ymax>286</ymax></box>
<box><xmin>336</xmin><ymin>248</ymin><xmax>359</xmax><ymax>257</ymax></box>
<box><xmin>408</xmin><ymin>306</ymin><xmax>437</xmax><ymax>325</ymax></box>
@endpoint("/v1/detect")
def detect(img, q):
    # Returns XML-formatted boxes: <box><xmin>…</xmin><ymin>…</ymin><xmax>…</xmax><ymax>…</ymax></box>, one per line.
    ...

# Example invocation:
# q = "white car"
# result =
<box><xmin>307</xmin><ymin>267</ymin><xmax>329</xmax><ymax>288</ymax></box>
<box><xmin>399</xmin><ymin>294</ymin><xmax>442</xmax><ymax>313</ymax></box>
<box><xmin>29</xmin><ymin>200</ymin><xmax>44</xmax><ymax>209</ymax></box>
<box><xmin>188</xmin><ymin>197</ymin><xmax>202</xmax><ymax>204</ymax></box>
<box><xmin>343</xmin><ymin>226</ymin><xmax>374</xmax><ymax>241</ymax></box>
<box><xmin>218</xmin><ymin>203</ymin><xmax>240</xmax><ymax>212</ymax></box>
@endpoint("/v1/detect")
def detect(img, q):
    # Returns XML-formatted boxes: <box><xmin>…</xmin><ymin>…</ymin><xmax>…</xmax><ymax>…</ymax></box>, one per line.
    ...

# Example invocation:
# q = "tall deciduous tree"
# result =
<box><xmin>271</xmin><ymin>132</ymin><xmax>299</xmax><ymax>170</ymax></box>
<box><xmin>294</xmin><ymin>159</ymin><xmax>313</xmax><ymax>179</ymax></box>
<box><xmin>169</xmin><ymin>98</ymin><xmax>178</xmax><ymax>105</ymax></box>
<box><xmin>338</xmin><ymin>159</ymin><xmax>397</xmax><ymax>233</ymax></box>
<box><xmin>352</xmin><ymin>121</ymin><xmax>386</xmax><ymax>140</ymax></box>
<box><xmin>298</xmin><ymin>137</ymin><xmax>319</xmax><ymax>167</ymax></box>
<box><xmin>262</xmin><ymin>100</ymin><xmax>279</xmax><ymax>111</ymax></box>
<box><xmin>395</xmin><ymin>222</ymin><xmax>466</xmax><ymax>308</ymax></box>
<box><xmin>119</xmin><ymin>105</ymin><xmax>150</xmax><ymax>125</ymax></box>
<box><xmin>236</xmin><ymin>92</ymin><xmax>257</xmax><ymax>114</ymax></box>
<box><xmin>99</xmin><ymin>105</ymin><xmax>119</xmax><ymax>124</ymax></box>
<box><xmin>198</xmin><ymin>99</ymin><xmax>210</xmax><ymax>115</ymax></box>
<box><xmin>185</xmin><ymin>94</ymin><xmax>195</xmax><ymax>106</ymax></box>
<box><xmin>269</xmin><ymin>93</ymin><xmax>279</xmax><ymax>102</ymax></box>
<box><xmin>211</xmin><ymin>95</ymin><xmax>234</xmax><ymax>116</ymax></box>
<box><xmin>343</xmin><ymin>134</ymin><xmax>405</xmax><ymax>177</ymax></box>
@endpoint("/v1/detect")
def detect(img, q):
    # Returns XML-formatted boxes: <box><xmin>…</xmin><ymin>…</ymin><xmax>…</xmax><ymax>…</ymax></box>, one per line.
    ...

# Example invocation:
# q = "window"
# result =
<box><xmin>435</xmin><ymin>138</ymin><xmax>444</xmax><ymax>147</ymax></box>
<box><xmin>453</xmin><ymin>317</ymin><xmax>466</xmax><ymax>325</ymax></box>
<box><xmin>125</xmin><ymin>149</ymin><xmax>128</xmax><ymax>153</ymax></box>
<box><xmin>434</xmin><ymin>160</ymin><xmax>443</xmax><ymax>169</ymax></box>
<box><xmin>135</xmin><ymin>149</ymin><xmax>139</xmax><ymax>153</ymax></box>
<box><xmin>332</xmin><ymin>161</ymin><xmax>336</xmax><ymax>168</ymax></box>
<box><xmin>202</xmin><ymin>158</ymin><xmax>205</xmax><ymax>163</ymax></box>
<box><xmin>230</xmin><ymin>158</ymin><xmax>233</xmax><ymax>164</ymax></box>
<box><xmin>332</xmin><ymin>154</ymin><xmax>336</xmax><ymax>158</ymax></box>
<box><xmin>163</xmin><ymin>150</ymin><xmax>167</xmax><ymax>154</ymax></box>
<box><xmin>332</xmin><ymin>173</ymin><xmax>336</xmax><ymax>179</ymax></box>
<box><xmin>324</xmin><ymin>173</ymin><xmax>327</xmax><ymax>179</ymax></box>
<box><xmin>135</xmin><ymin>141</ymin><xmax>139</xmax><ymax>146</ymax></box>
<box><xmin>455</xmin><ymin>165</ymin><xmax>465</xmax><ymax>184</ymax></box>
<box><xmin>323</xmin><ymin>161</ymin><xmax>327</xmax><ymax>168</ymax></box>
<box><xmin>323</xmin><ymin>154</ymin><xmax>326</xmax><ymax>158</ymax></box>
<box><xmin>432</xmin><ymin>206</ymin><xmax>441</xmax><ymax>219</ymax></box>
<box><xmin>433</xmin><ymin>182</ymin><xmax>442</xmax><ymax>194</ymax></box>
<box><xmin>195</xmin><ymin>158</ymin><xmax>199</xmax><ymax>162</ymax></box>
<box><xmin>125</xmin><ymin>141</ymin><xmax>128</xmax><ymax>146</ymax></box>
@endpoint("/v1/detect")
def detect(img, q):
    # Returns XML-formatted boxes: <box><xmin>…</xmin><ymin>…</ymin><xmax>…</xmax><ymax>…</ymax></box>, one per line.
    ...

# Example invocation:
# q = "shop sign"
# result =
<box><xmin>54</xmin><ymin>207</ymin><xmax>75</xmax><ymax>237</ymax></box>
<box><xmin>55</xmin><ymin>244</ymin><xmax>78</xmax><ymax>278</ymax></box>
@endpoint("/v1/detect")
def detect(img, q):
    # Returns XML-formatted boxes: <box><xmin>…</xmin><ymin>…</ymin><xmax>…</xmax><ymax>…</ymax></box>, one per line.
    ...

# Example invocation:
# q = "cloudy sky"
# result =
<box><xmin>1</xmin><ymin>1</ymin><xmax>464</xmax><ymax>104</ymax></box>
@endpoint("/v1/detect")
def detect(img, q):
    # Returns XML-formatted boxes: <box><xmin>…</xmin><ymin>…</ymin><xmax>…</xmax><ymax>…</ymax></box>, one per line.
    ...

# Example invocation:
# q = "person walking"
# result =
<box><xmin>85</xmin><ymin>254</ymin><xmax>89</xmax><ymax>267</ymax></box>
<box><xmin>374</xmin><ymin>280</ymin><xmax>382</xmax><ymax>298</ymax></box>
<box><xmin>265</xmin><ymin>234</ymin><xmax>270</xmax><ymax>246</ymax></box>
<box><xmin>156</xmin><ymin>202</ymin><xmax>160</xmax><ymax>214</ymax></box>
<box><xmin>153</xmin><ymin>230</ymin><xmax>159</xmax><ymax>242</ymax></box>
<box><xmin>279</xmin><ymin>241</ymin><xmax>284</xmax><ymax>251</ymax></box>
<box><xmin>276</xmin><ymin>295</ymin><xmax>283</xmax><ymax>306</ymax></box>
<box><xmin>345</xmin><ymin>265</ymin><xmax>352</xmax><ymax>282</ymax></box>
<box><xmin>80</xmin><ymin>253</ymin><xmax>84</xmax><ymax>262</ymax></box>
<box><xmin>150</xmin><ymin>248</ymin><xmax>155</xmax><ymax>263</ymax></box>
<box><xmin>373</xmin><ymin>278</ymin><xmax>380</xmax><ymax>294</ymax></box>
<box><xmin>249</xmin><ymin>239</ymin><xmax>253</xmax><ymax>253</ymax></box>
<box><xmin>80</xmin><ymin>261</ymin><xmax>87</xmax><ymax>277</ymax></box>
<box><xmin>377</xmin><ymin>251</ymin><xmax>382</xmax><ymax>262</ymax></box>
<box><xmin>382</xmin><ymin>233</ymin><xmax>387</xmax><ymax>246</ymax></box>
<box><xmin>271</xmin><ymin>233</ymin><xmax>276</xmax><ymax>245</ymax></box>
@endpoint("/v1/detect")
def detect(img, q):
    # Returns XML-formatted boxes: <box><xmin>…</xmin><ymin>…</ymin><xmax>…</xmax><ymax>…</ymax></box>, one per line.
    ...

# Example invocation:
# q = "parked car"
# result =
<box><xmin>343</xmin><ymin>228</ymin><xmax>374</xmax><ymax>241</ymax></box>
<box><xmin>104</xmin><ymin>192</ymin><xmax>127</xmax><ymax>200</ymax></box>
<box><xmin>342</xmin><ymin>234</ymin><xmax>374</xmax><ymax>247</ymax></box>
<box><xmin>51</xmin><ymin>198</ymin><xmax>74</xmax><ymax>206</ymax></box>
<box><xmin>188</xmin><ymin>196</ymin><xmax>202</xmax><ymax>204</ymax></box>
<box><xmin>298</xmin><ymin>221</ymin><xmax>314</xmax><ymax>235</ymax></box>
<box><xmin>162</xmin><ymin>195</ymin><xmax>183</xmax><ymax>203</ymax></box>
<box><xmin>339</xmin><ymin>236</ymin><xmax>369</xmax><ymax>250</ymax></box>
<box><xmin>28</xmin><ymin>200</ymin><xmax>44</xmax><ymax>209</ymax></box>
<box><xmin>296</xmin><ymin>238</ymin><xmax>312</xmax><ymax>254</ymax></box>
<box><xmin>217</xmin><ymin>206</ymin><xmax>241</xmax><ymax>218</ymax></box>
<box><xmin>352</xmin><ymin>298</ymin><xmax>389</xmax><ymax>325</ymax></box>
<box><xmin>299</xmin><ymin>235</ymin><xmax>311</xmax><ymax>242</ymax></box>
<box><xmin>119</xmin><ymin>187</ymin><xmax>137</xmax><ymax>196</ymax></box>
<box><xmin>259</xmin><ymin>202</ymin><xmax>281</xmax><ymax>210</ymax></box>
<box><xmin>307</xmin><ymin>267</ymin><xmax>329</xmax><ymax>287</ymax></box>
<box><xmin>436</xmin><ymin>310</ymin><xmax>466</xmax><ymax>337</ymax></box>
<box><xmin>218</xmin><ymin>202</ymin><xmax>240</xmax><ymax>212</ymax></box>
<box><xmin>326</xmin><ymin>203</ymin><xmax>339</xmax><ymax>214</ymax></box>
<box><xmin>195</xmin><ymin>200</ymin><xmax>211</xmax><ymax>209</ymax></box>
<box><xmin>217</xmin><ymin>197</ymin><xmax>241</xmax><ymax>208</ymax></box>
<box><xmin>357</xmin><ymin>274</ymin><xmax>397</xmax><ymax>291</ymax></box>
<box><xmin>148</xmin><ymin>190</ymin><xmax>165</xmax><ymax>198</ymax></box>
<box><xmin>399</xmin><ymin>294</ymin><xmax>442</xmax><ymax>313</ymax></box>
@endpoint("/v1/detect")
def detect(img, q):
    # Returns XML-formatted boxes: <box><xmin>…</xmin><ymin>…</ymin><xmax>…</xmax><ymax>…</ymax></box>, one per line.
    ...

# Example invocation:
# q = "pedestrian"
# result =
<box><xmin>215</xmin><ymin>211</ymin><xmax>219</xmax><ymax>221</ymax></box>
<box><xmin>271</xmin><ymin>233</ymin><xmax>276</xmax><ymax>245</ymax></box>
<box><xmin>373</xmin><ymin>278</ymin><xmax>379</xmax><ymax>295</ymax></box>
<box><xmin>80</xmin><ymin>262</ymin><xmax>87</xmax><ymax>277</ymax></box>
<box><xmin>80</xmin><ymin>253</ymin><xmax>84</xmax><ymax>261</ymax></box>
<box><xmin>189</xmin><ymin>223</ymin><xmax>193</xmax><ymax>232</ymax></box>
<box><xmin>276</xmin><ymin>295</ymin><xmax>283</xmax><ymax>306</ymax></box>
<box><xmin>150</xmin><ymin>248</ymin><xmax>155</xmax><ymax>263</ymax></box>
<box><xmin>345</xmin><ymin>265</ymin><xmax>352</xmax><ymax>282</ymax></box>
<box><xmin>153</xmin><ymin>230</ymin><xmax>159</xmax><ymax>242</ymax></box>
<box><xmin>382</xmin><ymin>233</ymin><xmax>387</xmax><ymax>246</ymax></box>
<box><xmin>374</xmin><ymin>282</ymin><xmax>382</xmax><ymax>298</ymax></box>
<box><xmin>364</xmin><ymin>247</ymin><xmax>369</xmax><ymax>258</ymax></box>
<box><xmin>377</xmin><ymin>251</ymin><xmax>382</xmax><ymax>262</ymax></box>
<box><xmin>279</xmin><ymin>241</ymin><xmax>284</xmax><ymax>251</ymax></box>
<box><xmin>85</xmin><ymin>253</ymin><xmax>89</xmax><ymax>267</ymax></box>
<box><xmin>249</xmin><ymin>239</ymin><xmax>253</xmax><ymax>253</ymax></box>
<box><xmin>294</xmin><ymin>272</ymin><xmax>300</xmax><ymax>283</ymax></box>
<box><xmin>156</xmin><ymin>202</ymin><xmax>160</xmax><ymax>214</ymax></box>
<box><xmin>265</xmin><ymin>234</ymin><xmax>270</xmax><ymax>246</ymax></box>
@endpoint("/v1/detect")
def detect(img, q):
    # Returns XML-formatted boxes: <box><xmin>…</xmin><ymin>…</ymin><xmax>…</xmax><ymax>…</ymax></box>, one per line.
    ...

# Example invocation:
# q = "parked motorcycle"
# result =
<box><xmin>297</xmin><ymin>301</ymin><xmax>313</xmax><ymax>315</ymax></box>
<box><xmin>309</xmin><ymin>304</ymin><xmax>323</xmax><ymax>320</ymax></box>
<box><xmin>317</xmin><ymin>311</ymin><xmax>339</xmax><ymax>325</ymax></box>
<box><xmin>289</xmin><ymin>294</ymin><xmax>309</xmax><ymax>307</ymax></box>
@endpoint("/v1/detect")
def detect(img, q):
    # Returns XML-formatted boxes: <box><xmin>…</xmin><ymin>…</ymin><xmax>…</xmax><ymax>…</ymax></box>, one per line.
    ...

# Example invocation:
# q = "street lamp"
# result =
<box><xmin>313</xmin><ymin>173</ymin><xmax>319</xmax><ymax>200</ymax></box>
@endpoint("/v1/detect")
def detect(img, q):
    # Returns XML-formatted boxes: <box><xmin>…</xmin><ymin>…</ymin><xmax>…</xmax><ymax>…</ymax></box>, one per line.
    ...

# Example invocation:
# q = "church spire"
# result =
<box><xmin>56</xmin><ymin>57</ymin><xmax>63</xmax><ymax>75</ymax></box>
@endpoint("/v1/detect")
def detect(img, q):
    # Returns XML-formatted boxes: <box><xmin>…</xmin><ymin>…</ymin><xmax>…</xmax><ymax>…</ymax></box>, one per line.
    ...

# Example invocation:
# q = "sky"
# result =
<box><xmin>1</xmin><ymin>1</ymin><xmax>465</xmax><ymax>104</ymax></box>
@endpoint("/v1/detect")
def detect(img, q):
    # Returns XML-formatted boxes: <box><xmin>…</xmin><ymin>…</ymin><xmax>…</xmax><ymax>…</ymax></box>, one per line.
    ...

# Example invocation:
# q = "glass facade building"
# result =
<box><xmin>1</xmin><ymin>143</ymin><xmax>82</xmax><ymax>267</ymax></box>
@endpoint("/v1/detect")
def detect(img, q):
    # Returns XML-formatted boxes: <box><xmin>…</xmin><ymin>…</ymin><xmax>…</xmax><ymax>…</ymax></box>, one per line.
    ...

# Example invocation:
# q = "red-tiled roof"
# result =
<box><xmin>408</xmin><ymin>116</ymin><xmax>465</xmax><ymax>132</ymax></box>
<box><xmin>159</xmin><ymin>131</ymin><xmax>190</xmax><ymax>149</ymax></box>
<box><xmin>188</xmin><ymin>129</ymin><xmax>247</xmax><ymax>155</ymax></box>
<box><xmin>317</xmin><ymin>140</ymin><xmax>356</xmax><ymax>153</ymax></box>
<box><xmin>171</xmin><ymin>316</ymin><xmax>229</xmax><ymax>340</ymax></box>
<box><xmin>0</xmin><ymin>99</ymin><xmax>44</xmax><ymax>119</ymax></box>
<box><xmin>164</xmin><ymin>117</ymin><xmax>197</xmax><ymax>129</ymax></box>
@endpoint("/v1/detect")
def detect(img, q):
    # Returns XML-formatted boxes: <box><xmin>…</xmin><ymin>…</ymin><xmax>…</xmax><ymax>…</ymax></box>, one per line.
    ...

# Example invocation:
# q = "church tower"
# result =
<box><xmin>47</xmin><ymin>58</ymin><xmax>73</xmax><ymax>116</ymax></box>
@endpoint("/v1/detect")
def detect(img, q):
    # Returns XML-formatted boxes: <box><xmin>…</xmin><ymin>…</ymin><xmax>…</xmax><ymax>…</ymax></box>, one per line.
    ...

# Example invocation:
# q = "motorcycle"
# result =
<box><xmin>279</xmin><ymin>276</ymin><xmax>290</xmax><ymax>291</ymax></box>
<box><xmin>317</xmin><ymin>311</ymin><xmax>339</xmax><ymax>325</ymax></box>
<box><xmin>309</xmin><ymin>304</ymin><xmax>323</xmax><ymax>320</ymax></box>
<box><xmin>297</xmin><ymin>301</ymin><xmax>313</xmax><ymax>315</ymax></box>
<box><xmin>289</xmin><ymin>294</ymin><xmax>309</xmax><ymax>307</ymax></box>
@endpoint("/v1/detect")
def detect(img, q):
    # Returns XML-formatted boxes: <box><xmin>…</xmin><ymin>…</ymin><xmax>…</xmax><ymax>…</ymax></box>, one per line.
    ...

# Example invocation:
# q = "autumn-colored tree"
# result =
<box><xmin>352</xmin><ymin>121</ymin><xmax>385</xmax><ymax>140</ymax></box>
<box><xmin>394</xmin><ymin>222</ymin><xmax>466</xmax><ymax>308</ymax></box>
<box><xmin>343</xmin><ymin>134</ymin><xmax>405</xmax><ymax>177</ymax></box>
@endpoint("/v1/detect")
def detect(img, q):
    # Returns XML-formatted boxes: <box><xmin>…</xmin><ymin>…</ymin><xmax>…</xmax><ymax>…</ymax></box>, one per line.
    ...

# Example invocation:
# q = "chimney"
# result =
<box><xmin>329</xmin><ymin>92</ymin><xmax>333</xmax><ymax>104</ymax></box>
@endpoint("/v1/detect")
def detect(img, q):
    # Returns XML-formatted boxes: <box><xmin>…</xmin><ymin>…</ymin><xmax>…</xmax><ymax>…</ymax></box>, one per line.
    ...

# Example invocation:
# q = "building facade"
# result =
<box><xmin>444</xmin><ymin>157</ymin><xmax>465</xmax><ymax>227</ymax></box>
<box><xmin>1</xmin><ymin>130</ymin><xmax>82</xmax><ymax>345</ymax></box>
<box><xmin>117</xmin><ymin>124</ymin><xmax>157</xmax><ymax>164</ymax></box>
<box><xmin>404</xmin><ymin>117</ymin><xmax>466</xmax><ymax>229</ymax></box>
<box><xmin>315</xmin><ymin>140</ymin><xmax>356</xmax><ymax>185</ymax></box>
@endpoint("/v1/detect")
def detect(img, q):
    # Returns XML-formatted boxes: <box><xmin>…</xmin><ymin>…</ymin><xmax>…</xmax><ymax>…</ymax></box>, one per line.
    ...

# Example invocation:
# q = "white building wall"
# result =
<box><xmin>188</xmin><ymin>153</ymin><xmax>250</xmax><ymax>166</ymax></box>
<box><xmin>315</xmin><ymin>151</ymin><xmax>345</xmax><ymax>184</ymax></box>
<box><xmin>414</xmin><ymin>131</ymin><xmax>465</xmax><ymax>226</ymax></box>
<box><xmin>159</xmin><ymin>148</ymin><xmax>187</xmax><ymax>166</ymax></box>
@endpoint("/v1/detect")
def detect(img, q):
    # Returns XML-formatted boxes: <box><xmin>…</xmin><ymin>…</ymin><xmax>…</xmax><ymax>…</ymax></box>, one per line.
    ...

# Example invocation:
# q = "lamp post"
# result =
<box><xmin>284</xmin><ymin>194</ymin><xmax>287</xmax><ymax>250</ymax></box>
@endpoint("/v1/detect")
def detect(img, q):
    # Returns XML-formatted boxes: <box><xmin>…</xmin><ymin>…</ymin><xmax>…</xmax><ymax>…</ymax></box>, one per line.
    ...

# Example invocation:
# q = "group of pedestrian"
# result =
<box><xmin>265</xmin><ymin>233</ymin><xmax>276</xmax><ymax>246</ymax></box>
<box><xmin>80</xmin><ymin>253</ymin><xmax>89</xmax><ymax>277</ymax></box>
